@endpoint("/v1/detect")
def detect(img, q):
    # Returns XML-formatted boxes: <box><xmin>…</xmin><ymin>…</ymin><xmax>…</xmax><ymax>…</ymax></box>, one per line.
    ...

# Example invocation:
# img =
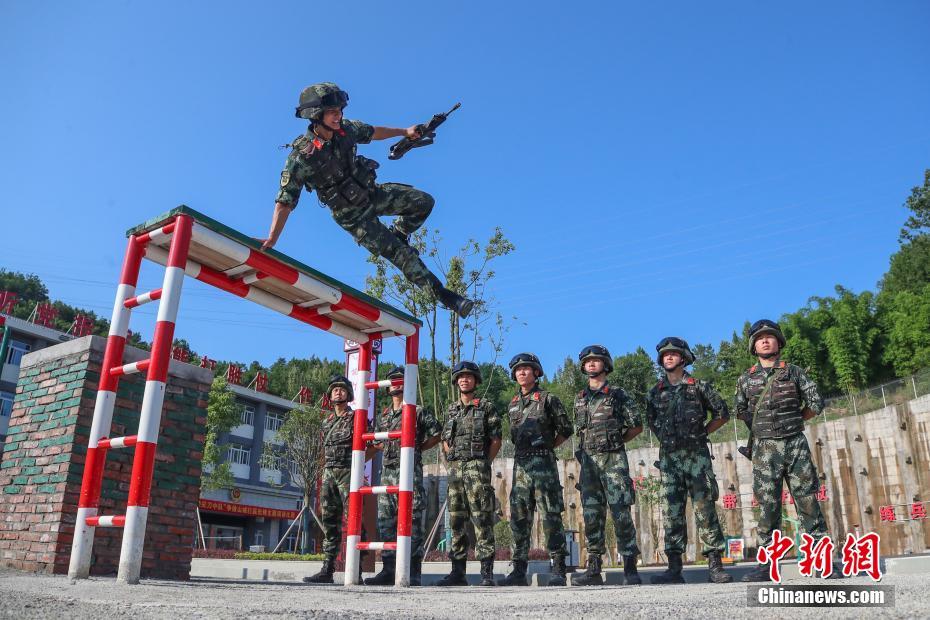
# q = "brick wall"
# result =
<box><xmin>0</xmin><ymin>335</ymin><xmax>211</xmax><ymax>578</ymax></box>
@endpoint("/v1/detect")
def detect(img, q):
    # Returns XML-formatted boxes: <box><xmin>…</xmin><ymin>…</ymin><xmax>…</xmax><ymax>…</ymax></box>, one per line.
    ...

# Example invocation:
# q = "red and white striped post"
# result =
<box><xmin>394</xmin><ymin>329</ymin><xmax>419</xmax><ymax>586</ymax></box>
<box><xmin>344</xmin><ymin>339</ymin><xmax>373</xmax><ymax>585</ymax></box>
<box><xmin>68</xmin><ymin>234</ymin><xmax>145</xmax><ymax>579</ymax></box>
<box><xmin>117</xmin><ymin>214</ymin><xmax>193</xmax><ymax>584</ymax></box>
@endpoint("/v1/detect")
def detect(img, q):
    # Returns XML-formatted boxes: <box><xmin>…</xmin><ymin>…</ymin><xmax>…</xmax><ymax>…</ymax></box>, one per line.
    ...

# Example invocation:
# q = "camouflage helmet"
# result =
<box><xmin>748</xmin><ymin>319</ymin><xmax>786</xmax><ymax>355</ymax></box>
<box><xmin>295</xmin><ymin>82</ymin><xmax>349</xmax><ymax>121</ymax></box>
<box><xmin>509</xmin><ymin>352</ymin><xmax>543</xmax><ymax>380</ymax></box>
<box><xmin>385</xmin><ymin>366</ymin><xmax>405</xmax><ymax>393</ymax></box>
<box><xmin>655</xmin><ymin>336</ymin><xmax>695</xmax><ymax>366</ymax></box>
<box><xmin>451</xmin><ymin>360</ymin><xmax>482</xmax><ymax>385</ymax></box>
<box><xmin>326</xmin><ymin>374</ymin><xmax>354</xmax><ymax>403</ymax></box>
<box><xmin>579</xmin><ymin>344</ymin><xmax>613</xmax><ymax>374</ymax></box>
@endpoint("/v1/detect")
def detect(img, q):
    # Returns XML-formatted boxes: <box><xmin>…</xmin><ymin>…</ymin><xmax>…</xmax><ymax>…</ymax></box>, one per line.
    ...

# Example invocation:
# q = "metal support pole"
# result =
<box><xmin>881</xmin><ymin>385</ymin><xmax>887</xmax><ymax>408</ymax></box>
<box><xmin>913</xmin><ymin>376</ymin><xmax>919</xmax><ymax>400</ymax></box>
<box><xmin>68</xmin><ymin>233</ymin><xmax>145</xmax><ymax>580</ymax></box>
<box><xmin>118</xmin><ymin>214</ymin><xmax>193</xmax><ymax>584</ymax></box>
<box><xmin>395</xmin><ymin>329</ymin><xmax>419</xmax><ymax>586</ymax></box>
<box><xmin>196</xmin><ymin>507</ymin><xmax>206</xmax><ymax>549</ymax></box>
<box><xmin>344</xmin><ymin>339</ymin><xmax>373</xmax><ymax>585</ymax></box>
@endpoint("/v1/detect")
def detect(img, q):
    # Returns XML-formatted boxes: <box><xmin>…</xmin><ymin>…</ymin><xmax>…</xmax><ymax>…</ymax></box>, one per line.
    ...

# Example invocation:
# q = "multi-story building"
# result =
<box><xmin>198</xmin><ymin>382</ymin><xmax>305</xmax><ymax>552</ymax></box>
<box><xmin>0</xmin><ymin>313</ymin><xmax>73</xmax><ymax>447</ymax></box>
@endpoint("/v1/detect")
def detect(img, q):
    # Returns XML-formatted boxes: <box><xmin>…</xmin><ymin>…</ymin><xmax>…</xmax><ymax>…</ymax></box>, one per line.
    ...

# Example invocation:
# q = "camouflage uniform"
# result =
<box><xmin>276</xmin><ymin>120</ymin><xmax>437</xmax><ymax>292</ymax></box>
<box><xmin>442</xmin><ymin>397</ymin><xmax>501</xmax><ymax>561</ymax></box>
<box><xmin>375</xmin><ymin>405</ymin><xmax>442</xmax><ymax>562</ymax></box>
<box><xmin>507</xmin><ymin>387</ymin><xmax>574</xmax><ymax>561</ymax></box>
<box><xmin>735</xmin><ymin>360</ymin><xmax>828</xmax><ymax>548</ymax></box>
<box><xmin>319</xmin><ymin>410</ymin><xmax>370</xmax><ymax>559</ymax></box>
<box><xmin>646</xmin><ymin>372</ymin><xmax>728</xmax><ymax>557</ymax></box>
<box><xmin>574</xmin><ymin>383</ymin><xmax>641</xmax><ymax>558</ymax></box>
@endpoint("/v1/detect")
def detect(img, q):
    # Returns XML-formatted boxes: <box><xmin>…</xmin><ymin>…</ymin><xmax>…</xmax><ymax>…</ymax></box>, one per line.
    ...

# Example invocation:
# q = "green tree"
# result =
<box><xmin>259</xmin><ymin>403</ymin><xmax>326</xmax><ymax>552</ymax></box>
<box><xmin>899</xmin><ymin>168</ymin><xmax>930</xmax><ymax>243</ymax></box>
<box><xmin>610</xmin><ymin>347</ymin><xmax>658</xmax><ymax>415</ymax></box>
<box><xmin>880</xmin><ymin>236</ymin><xmax>930</xmax><ymax>297</ymax></box>
<box><xmin>201</xmin><ymin>377</ymin><xmax>242</xmax><ymax>490</ymax></box>
<box><xmin>879</xmin><ymin>284</ymin><xmax>930</xmax><ymax>376</ymax></box>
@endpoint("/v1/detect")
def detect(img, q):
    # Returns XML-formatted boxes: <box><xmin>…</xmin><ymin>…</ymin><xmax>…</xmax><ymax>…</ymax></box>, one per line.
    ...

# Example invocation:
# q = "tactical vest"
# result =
<box><xmin>651</xmin><ymin>378</ymin><xmax>707</xmax><ymax>450</ymax></box>
<box><xmin>322</xmin><ymin>411</ymin><xmax>354</xmax><ymax>468</ymax></box>
<box><xmin>508</xmin><ymin>390</ymin><xmax>555</xmax><ymax>457</ymax></box>
<box><xmin>444</xmin><ymin>399</ymin><xmax>490</xmax><ymax>461</ymax></box>
<box><xmin>380</xmin><ymin>407</ymin><xmax>404</xmax><ymax>467</ymax></box>
<box><xmin>747</xmin><ymin>364</ymin><xmax>804</xmax><ymax>439</ymax></box>
<box><xmin>574</xmin><ymin>387</ymin><xmax>625</xmax><ymax>453</ymax></box>
<box><xmin>293</xmin><ymin>128</ymin><xmax>378</xmax><ymax>211</ymax></box>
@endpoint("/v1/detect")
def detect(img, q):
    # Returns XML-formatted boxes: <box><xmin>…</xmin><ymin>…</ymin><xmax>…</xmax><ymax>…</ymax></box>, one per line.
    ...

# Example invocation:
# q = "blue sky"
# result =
<box><xmin>2</xmin><ymin>1</ymin><xmax>928</xmax><ymax>371</ymax></box>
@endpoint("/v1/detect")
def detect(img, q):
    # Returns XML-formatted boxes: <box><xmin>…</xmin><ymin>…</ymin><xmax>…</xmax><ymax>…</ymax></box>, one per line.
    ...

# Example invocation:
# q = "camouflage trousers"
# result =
<box><xmin>377</xmin><ymin>463</ymin><xmax>427</xmax><ymax>561</ymax></box>
<box><xmin>320</xmin><ymin>466</ymin><xmax>351</xmax><ymax>559</ymax></box>
<box><xmin>752</xmin><ymin>432</ymin><xmax>828</xmax><ymax>547</ymax></box>
<box><xmin>447</xmin><ymin>459</ymin><xmax>496</xmax><ymax>561</ymax></box>
<box><xmin>658</xmin><ymin>445</ymin><xmax>725</xmax><ymax>556</ymax></box>
<box><xmin>578</xmin><ymin>449</ymin><xmax>640</xmax><ymax>558</ymax></box>
<box><xmin>510</xmin><ymin>453</ymin><xmax>567</xmax><ymax>561</ymax></box>
<box><xmin>330</xmin><ymin>183</ymin><xmax>437</xmax><ymax>291</ymax></box>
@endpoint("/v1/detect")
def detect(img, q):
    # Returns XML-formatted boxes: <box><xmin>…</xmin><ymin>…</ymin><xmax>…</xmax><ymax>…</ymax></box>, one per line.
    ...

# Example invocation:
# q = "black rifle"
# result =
<box><xmin>738</xmin><ymin>429</ymin><xmax>753</xmax><ymax>460</ymax></box>
<box><xmin>388</xmin><ymin>103</ymin><xmax>461</xmax><ymax>160</ymax></box>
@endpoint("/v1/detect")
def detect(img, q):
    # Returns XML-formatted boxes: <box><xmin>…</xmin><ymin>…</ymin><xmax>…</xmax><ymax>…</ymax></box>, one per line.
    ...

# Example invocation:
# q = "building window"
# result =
<box><xmin>265</xmin><ymin>410</ymin><xmax>285</xmax><ymax>433</ymax></box>
<box><xmin>254</xmin><ymin>530</ymin><xmax>264</xmax><ymax>546</ymax></box>
<box><xmin>5</xmin><ymin>340</ymin><xmax>31</xmax><ymax>366</ymax></box>
<box><xmin>226</xmin><ymin>443</ymin><xmax>251</xmax><ymax>466</ymax></box>
<box><xmin>0</xmin><ymin>391</ymin><xmax>13</xmax><ymax>418</ymax></box>
<box><xmin>238</xmin><ymin>403</ymin><xmax>255</xmax><ymax>427</ymax></box>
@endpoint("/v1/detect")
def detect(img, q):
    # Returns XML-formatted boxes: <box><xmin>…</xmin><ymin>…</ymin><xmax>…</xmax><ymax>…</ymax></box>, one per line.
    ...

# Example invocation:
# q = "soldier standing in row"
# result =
<box><xmin>304</xmin><ymin>376</ymin><xmax>371</xmax><ymax>584</ymax></box>
<box><xmin>365</xmin><ymin>366</ymin><xmax>442</xmax><ymax>586</ymax></box>
<box><xmin>646</xmin><ymin>337</ymin><xmax>732</xmax><ymax>584</ymax></box>
<box><xmin>500</xmin><ymin>353</ymin><xmax>574</xmax><ymax>587</ymax></box>
<box><xmin>437</xmin><ymin>361</ymin><xmax>502</xmax><ymax>587</ymax></box>
<box><xmin>571</xmin><ymin>345</ymin><xmax>644</xmax><ymax>586</ymax></box>
<box><xmin>736</xmin><ymin>320</ymin><xmax>839</xmax><ymax>582</ymax></box>
<box><xmin>260</xmin><ymin>82</ymin><xmax>474</xmax><ymax>318</ymax></box>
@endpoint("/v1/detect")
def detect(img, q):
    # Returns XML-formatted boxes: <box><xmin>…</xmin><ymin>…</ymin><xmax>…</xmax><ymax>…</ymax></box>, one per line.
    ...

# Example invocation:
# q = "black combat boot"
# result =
<box><xmin>623</xmin><ymin>554</ymin><xmax>642</xmax><ymax>585</ymax></box>
<box><xmin>741</xmin><ymin>562</ymin><xmax>772</xmax><ymax>582</ymax></box>
<box><xmin>547</xmin><ymin>556</ymin><xmax>567</xmax><ymax>586</ymax></box>
<box><xmin>651</xmin><ymin>552</ymin><xmax>685</xmax><ymax>584</ymax></box>
<box><xmin>363</xmin><ymin>556</ymin><xmax>395</xmax><ymax>586</ymax></box>
<box><xmin>436</xmin><ymin>558</ymin><xmax>468</xmax><ymax>586</ymax></box>
<box><xmin>425</xmin><ymin>273</ymin><xmax>475</xmax><ymax>319</ymax></box>
<box><xmin>498</xmin><ymin>559</ymin><xmax>528</xmax><ymax>586</ymax></box>
<box><xmin>303</xmin><ymin>556</ymin><xmax>336</xmax><ymax>584</ymax></box>
<box><xmin>707</xmin><ymin>551</ymin><xmax>733</xmax><ymax>583</ymax></box>
<box><xmin>479</xmin><ymin>558</ymin><xmax>496</xmax><ymax>586</ymax></box>
<box><xmin>410</xmin><ymin>556</ymin><xmax>423</xmax><ymax>586</ymax></box>
<box><xmin>822</xmin><ymin>561</ymin><xmax>846</xmax><ymax>579</ymax></box>
<box><xmin>572</xmin><ymin>555</ymin><xmax>603</xmax><ymax>586</ymax></box>
<box><xmin>436</xmin><ymin>287</ymin><xmax>475</xmax><ymax>319</ymax></box>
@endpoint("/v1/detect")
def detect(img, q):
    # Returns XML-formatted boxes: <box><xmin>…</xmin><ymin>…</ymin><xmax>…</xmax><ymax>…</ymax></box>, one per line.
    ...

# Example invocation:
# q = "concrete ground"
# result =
<box><xmin>0</xmin><ymin>564</ymin><xmax>922</xmax><ymax>619</ymax></box>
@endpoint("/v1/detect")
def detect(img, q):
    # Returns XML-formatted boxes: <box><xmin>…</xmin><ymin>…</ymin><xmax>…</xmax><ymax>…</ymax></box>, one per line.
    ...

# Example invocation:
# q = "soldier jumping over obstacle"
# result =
<box><xmin>260</xmin><ymin>82</ymin><xmax>475</xmax><ymax>319</ymax></box>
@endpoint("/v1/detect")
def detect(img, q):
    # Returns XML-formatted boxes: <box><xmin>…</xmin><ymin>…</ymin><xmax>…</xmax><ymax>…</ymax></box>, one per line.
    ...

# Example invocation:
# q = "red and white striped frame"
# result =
<box><xmin>344</xmin><ymin>338</ymin><xmax>372</xmax><ymax>585</ymax></box>
<box><xmin>68</xmin><ymin>234</ymin><xmax>145</xmax><ymax>580</ymax></box>
<box><xmin>117</xmin><ymin>214</ymin><xmax>193</xmax><ymax>584</ymax></box>
<box><xmin>394</xmin><ymin>330</ymin><xmax>419</xmax><ymax>586</ymax></box>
